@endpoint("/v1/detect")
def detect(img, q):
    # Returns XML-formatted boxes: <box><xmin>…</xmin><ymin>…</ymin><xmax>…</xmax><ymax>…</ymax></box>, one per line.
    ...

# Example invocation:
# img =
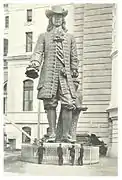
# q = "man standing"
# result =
<box><xmin>78</xmin><ymin>144</ymin><xmax>84</xmax><ymax>166</ymax></box>
<box><xmin>26</xmin><ymin>6</ymin><xmax>78</xmax><ymax>143</ymax></box>
<box><xmin>68</xmin><ymin>145</ymin><xmax>75</xmax><ymax>165</ymax></box>
<box><xmin>57</xmin><ymin>143</ymin><xmax>63</xmax><ymax>165</ymax></box>
<box><xmin>37</xmin><ymin>142</ymin><xmax>45</xmax><ymax>164</ymax></box>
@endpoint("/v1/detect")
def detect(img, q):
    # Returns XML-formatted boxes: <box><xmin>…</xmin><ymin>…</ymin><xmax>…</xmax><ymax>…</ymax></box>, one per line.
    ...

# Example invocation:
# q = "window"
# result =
<box><xmin>22</xmin><ymin>127</ymin><xmax>31</xmax><ymax>143</ymax></box>
<box><xmin>27</xmin><ymin>9</ymin><xmax>32</xmax><ymax>22</ymax></box>
<box><xmin>3</xmin><ymin>83</ymin><xmax>7</xmax><ymax>115</ymax></box>
<box><xmin>4</xmin><ymin>4</ymin><xmax>8</xmax><ymax>8</ymax></box>
<box><xmin>4</xmin><ymin>39</ymin><xmax>8</xmax><ymax>56</ymax></box>
<box><xmin>23</xmin><ymin>80</ymin><xmax>33</xmax><ymax>111</ymax></box>
<box><xmin>4</xmin><ymin>4</ymin><xmax>8</xmax><ymax>12</ymax></box>
<box><xmin>26</xmin><ymin>32</ymin><xmax>33</xmax><ymax>52</ymax></box>
<box><xmin>5</xmin><ymin>16</ymin><xmax>9</xmax><ymax>28</ymax></box>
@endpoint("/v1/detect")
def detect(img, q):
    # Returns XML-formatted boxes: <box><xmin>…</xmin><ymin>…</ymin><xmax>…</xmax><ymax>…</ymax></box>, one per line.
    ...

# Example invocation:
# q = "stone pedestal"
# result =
<box><xmin>21</xmin><ymin>143</ymin><xmax>99</xmax><ymax>165</ymax></box>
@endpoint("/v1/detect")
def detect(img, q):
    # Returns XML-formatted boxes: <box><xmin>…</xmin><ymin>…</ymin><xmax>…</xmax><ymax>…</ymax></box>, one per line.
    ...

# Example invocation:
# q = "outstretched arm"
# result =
<box><xmin>30</xmin><ymin>33</ymin><xmax>45</xmax><ymax>67</ymax></box>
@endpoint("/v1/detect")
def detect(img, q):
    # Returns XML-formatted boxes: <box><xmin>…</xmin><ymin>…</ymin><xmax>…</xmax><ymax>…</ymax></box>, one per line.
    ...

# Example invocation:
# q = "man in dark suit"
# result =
<box><xmin>57</xmin><ymin>143</ymin><xmax>63</xmax><ymax>165</ymax></box>
<box><xmin>78</xmin><ymin>144</ymin><xmax>84</xmax><ymax>166</ymax></box>
<box><xmin>68</xmin><ymin>145</ymin><xmax>75</xmax><ymax>165</ymax></box>
<box><xmin>37</xmin><ymin>142</ymin><xmax>45</xmax><ymax>164</ymax></box>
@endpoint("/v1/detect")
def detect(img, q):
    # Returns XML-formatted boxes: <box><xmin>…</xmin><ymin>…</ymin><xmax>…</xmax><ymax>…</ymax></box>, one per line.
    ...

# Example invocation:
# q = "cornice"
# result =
<box><xmin>4</xmin><ymin>55</ymin><xmax>31</xmax><ymax>61</ymax></box>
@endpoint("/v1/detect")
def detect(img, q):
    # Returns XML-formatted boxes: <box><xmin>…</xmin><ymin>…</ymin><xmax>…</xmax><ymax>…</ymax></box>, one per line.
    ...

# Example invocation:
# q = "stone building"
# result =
<box><xmin>3</xmin><ymin>3</ymin><xmax>118</xmax><ymax>156</ymax></box>
<box><xmin>106</xmin><ymin>4</ymin><xmax>118</xmax><ymax>157</ymax></box>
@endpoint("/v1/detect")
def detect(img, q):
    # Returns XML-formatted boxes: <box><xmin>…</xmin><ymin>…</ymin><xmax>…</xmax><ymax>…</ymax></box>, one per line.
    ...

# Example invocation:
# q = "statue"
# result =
<box><xmin>56</xmin><ymin>78</ymin><xmax>88</xmax><ymax>142</ymax></box>
<box><xmin>25</xmin><ymin>6</ymin><xmax>84</xmax><ymax>143</ymax></box>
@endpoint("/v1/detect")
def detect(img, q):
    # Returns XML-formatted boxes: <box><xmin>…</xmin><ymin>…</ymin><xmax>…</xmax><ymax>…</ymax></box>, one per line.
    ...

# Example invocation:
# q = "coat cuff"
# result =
<box><xmin>30</xmin><ymin>60</ymin><xmax>40</xmax><ymax>67</ymax></box>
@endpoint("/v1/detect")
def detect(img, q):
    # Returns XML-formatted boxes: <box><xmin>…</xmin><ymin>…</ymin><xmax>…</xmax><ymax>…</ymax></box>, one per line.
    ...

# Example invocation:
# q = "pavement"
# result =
<box><xmin>4</xmin><ymin>150</ymin><xmax>21</xmax><ymax>163</ymax></box>
<box><xmin>3</xmin><ymin>151</ymin><xmax>118</xmax><ymax>176</ymax></box>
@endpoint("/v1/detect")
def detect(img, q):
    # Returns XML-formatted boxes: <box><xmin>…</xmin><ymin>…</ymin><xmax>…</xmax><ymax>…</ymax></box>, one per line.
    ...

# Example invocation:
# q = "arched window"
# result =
<box><xmin>3</xmin><ymin>82</ymin><xmax>7</xmax><ymax>114</ymax></box>
<box><xmin>22</xmin><ymin>126</ymin><xmax>31</xmax><ymax>143</ymax></box>
<box><xmin>23</xmin><ymin>80</ymin><xmax>33</xmax><ymax>111</ymax></box>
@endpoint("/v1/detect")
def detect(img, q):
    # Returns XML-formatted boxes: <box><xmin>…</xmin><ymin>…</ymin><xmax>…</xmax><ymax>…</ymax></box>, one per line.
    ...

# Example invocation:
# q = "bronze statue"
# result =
<box><xmin>56</xmin><ymin>78</ymin><xmax>88</xmax><ymax>142</ymax></box>
<box><xmin>25</xmin><ymin>6</ymin><xmax>84</xmax><ymax>143</ymax></box>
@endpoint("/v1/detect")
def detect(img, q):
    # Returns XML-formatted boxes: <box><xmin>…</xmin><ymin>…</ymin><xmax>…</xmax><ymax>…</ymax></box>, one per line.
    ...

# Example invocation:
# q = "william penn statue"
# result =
<box><xmin>26</xmin><ymin>6</ymin><xmax>81</xmax><ymax>143</ymax></box>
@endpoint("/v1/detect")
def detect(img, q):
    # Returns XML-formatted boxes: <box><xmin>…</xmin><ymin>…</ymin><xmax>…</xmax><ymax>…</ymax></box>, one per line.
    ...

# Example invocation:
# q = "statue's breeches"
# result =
<box><xmin>43</xmin><ymin>81</ymin><xmax>75</xmax><ymax>110</ymax></box>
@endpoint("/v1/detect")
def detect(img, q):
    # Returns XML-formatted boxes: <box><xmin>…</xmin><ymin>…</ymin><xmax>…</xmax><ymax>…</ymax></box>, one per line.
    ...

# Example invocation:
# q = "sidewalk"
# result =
<box><xmin>4</xmin><ymin>156</ymin><xmax>118</xmax><ymax>176</ymax></box>
<box><xmin>4</xmin><ymin>150</ymin><xmax>21</xmax><ymax>163</ymax></box>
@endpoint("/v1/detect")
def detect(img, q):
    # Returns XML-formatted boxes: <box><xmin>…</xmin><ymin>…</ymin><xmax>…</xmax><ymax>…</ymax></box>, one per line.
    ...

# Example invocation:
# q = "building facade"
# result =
<box><xmin>3</xmin><ymin>3</ymin><xmax>118</xmax><ymax>156</ymax></box>
<box><xmin>106</xmin><ymin>4</ymin><xmax>118</xmax><ymax>157</ymax></box>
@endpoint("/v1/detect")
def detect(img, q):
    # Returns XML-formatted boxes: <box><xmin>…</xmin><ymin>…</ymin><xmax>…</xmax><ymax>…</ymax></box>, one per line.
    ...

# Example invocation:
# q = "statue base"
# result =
<box><xmin>21</xmin><ymin>143</ymin><xmax>99</xmax><ymax>165</ymax></box>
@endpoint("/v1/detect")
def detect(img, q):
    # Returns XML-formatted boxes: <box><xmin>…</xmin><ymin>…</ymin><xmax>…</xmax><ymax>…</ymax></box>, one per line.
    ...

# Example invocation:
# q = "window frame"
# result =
<box><xmin>5</xmin><ymin>16</ymin><xmax>9</xmax><ymax>28</ymax></box>
<box><xmin>4</xmin><ymin>4</ymin><xmax>8</xmax><ymax>8</ymax></box>
<box><xmin>4</xmin><ymin>38</ymin><xmax>8</xmax><ymax>56</ymax></box>
<box><xmin>22</xmin><ymin>126</ymin><xmax>31</xmax><ymax>143</ymax></box>
<box><xmin>3</xmin><ymin>83</ymin><xmax>7</xmax><ymax>115</ymax></box>
<box><xmin>23</xmin><ymin>80</ymin><xmax>33</xmax><ymax>111</ymax></box>
<box><xmin>27</xmin><ymin>9</ymin><xmax>32</xmax><ymax>22</ymax></box>
<box><xmin>25</xmin><ymin>32</ymin><xmax>33</xmax><ymax>52</ymax></box>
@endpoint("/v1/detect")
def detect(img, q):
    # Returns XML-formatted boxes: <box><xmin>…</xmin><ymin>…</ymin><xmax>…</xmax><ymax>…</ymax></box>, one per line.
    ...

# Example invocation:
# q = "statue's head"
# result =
<box><xmin>45</xmin><ymin>5</ymin><xmax>68</xmax><ymax>32</ymax></box>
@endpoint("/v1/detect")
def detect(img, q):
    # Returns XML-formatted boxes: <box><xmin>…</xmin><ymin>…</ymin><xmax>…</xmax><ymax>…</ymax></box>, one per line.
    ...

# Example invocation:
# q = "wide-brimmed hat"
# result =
<box><xmin>45</xmin><ymin>6</ymin><xmax>68</xmax><ymax>18</ymax></box>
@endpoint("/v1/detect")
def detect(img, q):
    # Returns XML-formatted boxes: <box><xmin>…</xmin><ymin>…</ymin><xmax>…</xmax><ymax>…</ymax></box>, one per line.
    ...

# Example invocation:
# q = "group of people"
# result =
<box><xmin>37</xmin><ymin>143</ymin><xmax>84</xmax><ymax>166</ymax></box>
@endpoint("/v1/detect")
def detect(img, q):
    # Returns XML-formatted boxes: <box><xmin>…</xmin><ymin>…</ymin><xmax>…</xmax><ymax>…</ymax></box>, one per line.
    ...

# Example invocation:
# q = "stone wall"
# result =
<box><xmin>74</xmin><ymin>4</ymin><xmax>113</xmax><ymax>143</ymax></box>
<box><xmin>107</xmin><ymin>4</ymin><xmax>118</xmax><ymax>157</ymax></box>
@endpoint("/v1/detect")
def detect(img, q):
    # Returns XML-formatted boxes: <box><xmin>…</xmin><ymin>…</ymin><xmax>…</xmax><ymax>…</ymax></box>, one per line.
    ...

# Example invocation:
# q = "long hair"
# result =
<box><xmin>47</xmin><ymin>16</ymin><xmax>67</xmax><ymax>32</ymax></box>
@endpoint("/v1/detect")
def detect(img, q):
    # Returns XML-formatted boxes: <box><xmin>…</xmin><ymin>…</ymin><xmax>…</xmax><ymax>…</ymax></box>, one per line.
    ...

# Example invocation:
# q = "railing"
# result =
<box><xmin>21</xmin><ymin>143</ymin><xmax>100</xmax><ymax>165</ymax></box>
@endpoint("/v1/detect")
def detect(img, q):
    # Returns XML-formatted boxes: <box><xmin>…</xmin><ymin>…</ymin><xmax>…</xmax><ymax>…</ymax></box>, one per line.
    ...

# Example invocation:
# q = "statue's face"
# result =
<box><xmin>52</xmin><ymin>14</ymin><xmax>63</xmax><ymax>27</ymax></box>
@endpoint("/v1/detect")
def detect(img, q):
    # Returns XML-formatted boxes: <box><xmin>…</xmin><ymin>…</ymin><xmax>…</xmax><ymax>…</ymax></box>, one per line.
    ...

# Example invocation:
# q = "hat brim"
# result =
<box><xmin>45</xmin><ymin>9</ymin><xmax>68</xmax><ymax>18</ymax></box>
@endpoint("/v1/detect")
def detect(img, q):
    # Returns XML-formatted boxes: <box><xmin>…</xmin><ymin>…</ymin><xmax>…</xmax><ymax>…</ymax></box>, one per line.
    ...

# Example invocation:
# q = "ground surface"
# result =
<box><xmin>4</xmin><ymin>151</ymin><xmax>118</xmax><ymax>176</ymax></box>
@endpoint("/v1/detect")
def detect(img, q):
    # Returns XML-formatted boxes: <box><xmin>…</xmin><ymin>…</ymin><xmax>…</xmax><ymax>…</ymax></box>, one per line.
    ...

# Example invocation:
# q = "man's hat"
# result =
<box><xmin>45</xmin><ymin>6</ymin><xmax>68</xmax><ymax>18</ymax></box>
